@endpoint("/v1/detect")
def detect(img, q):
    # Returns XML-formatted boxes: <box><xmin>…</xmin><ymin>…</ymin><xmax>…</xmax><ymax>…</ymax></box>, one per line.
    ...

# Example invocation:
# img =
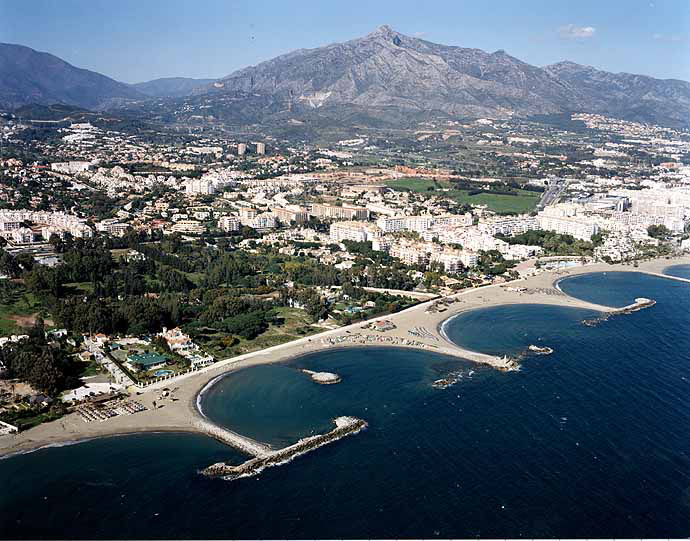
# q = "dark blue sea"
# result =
<box><xmin>1</xmin><ymin>271</ymin><xmax>689</xmax><ymax>539</ymax></box>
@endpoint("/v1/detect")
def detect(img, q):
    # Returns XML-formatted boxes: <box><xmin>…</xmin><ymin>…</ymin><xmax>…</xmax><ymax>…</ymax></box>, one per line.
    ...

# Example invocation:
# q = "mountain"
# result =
<box><xmin>0</xmin><ymin>43</ymin><xmax>144</xmax><ymax>110</ymax></box>
<box><xmin>132</xmin><ymin>77</ymin><xmax>216</xmax><ymax>98</ymax></box>
<box><xmin>189</xmin><ymin>25</ymin><xmax>690</xmax><ymax>128</ymax></box>
<box><xmin>3</xmin><ymin>29</ymin><xmax>688</xmax><ymax>128</ymax></box>
<box><xmin>545</xmin><ymin>61</ymin><xmax>690</xmax><ymax>128</ymax></box>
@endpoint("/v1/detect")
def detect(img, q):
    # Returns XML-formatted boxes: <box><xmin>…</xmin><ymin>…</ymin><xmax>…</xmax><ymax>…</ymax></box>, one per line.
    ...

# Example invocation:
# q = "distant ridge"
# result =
<box><xmin>0</xmin><ymin>42</ymin><xmax>143</xmax><ymax>110</ymax></box>
<box><xmin>132</xmin><ymin>77</ymin><xmax>216</xmax><ymax>98</ymax></box>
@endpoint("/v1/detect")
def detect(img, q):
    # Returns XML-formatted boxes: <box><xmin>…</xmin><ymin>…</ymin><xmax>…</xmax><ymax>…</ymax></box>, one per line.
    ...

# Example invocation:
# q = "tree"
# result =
<box><xmin>647</xmin><ymin>224</ymin><xmax>670</xmax><ymax>240</ymax></box>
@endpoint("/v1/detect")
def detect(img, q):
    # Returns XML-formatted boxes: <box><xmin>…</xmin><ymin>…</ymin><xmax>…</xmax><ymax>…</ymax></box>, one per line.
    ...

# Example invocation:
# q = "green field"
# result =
<box><xmin>63</xmin><ymin>281</ymin><xmax>94</xmax><ymax>294</ymax></box>
<box><xmin>386</xmin><ymin>177</ymin><xmax>539</xmax><ymax>214</ymax></box>
<box><xmin>386</xmin><ymin>177</ymin><xmax>448</xmax><ymax>192</ymax></box>
<box><xmin>447</xmin><ymin>189</ymin><xmax>540</xmax><ymax>214</ymax></box>
<box><xmin>0</xmin><ymin>287</ymin><xmax>44</xmax><ymax>335</ymax></box>
<box><xmin>200</xmin><ymin>307</ymin><xmax>325</xmax><ymax>359</ymax></box>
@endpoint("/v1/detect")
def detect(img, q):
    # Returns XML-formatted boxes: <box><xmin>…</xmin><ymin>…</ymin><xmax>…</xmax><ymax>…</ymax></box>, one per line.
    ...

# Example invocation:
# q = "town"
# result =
<box><xmin>1</xmin><ymin>107</ymin><xmax>689</xmax><ymax>433</ymax></box>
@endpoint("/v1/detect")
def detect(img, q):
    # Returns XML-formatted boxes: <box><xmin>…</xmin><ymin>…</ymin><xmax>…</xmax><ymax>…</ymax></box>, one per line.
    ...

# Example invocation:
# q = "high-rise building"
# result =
<box><xmin>255</xmin><ymin>142</ymin><xmax>266</xmax><ymax>155</ymax></box>
<box><xmin>237</xmin><ymin>143</ymin><xmax>247</xmax><ymax>156</ymax></box>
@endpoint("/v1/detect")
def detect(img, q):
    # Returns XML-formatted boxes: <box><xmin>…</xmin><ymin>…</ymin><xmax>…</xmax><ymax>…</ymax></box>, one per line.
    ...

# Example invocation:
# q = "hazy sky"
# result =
<box><xmin>1</xmin><ymin>0</ymin><xmax>688</xmax><ymax>83</ymax></box>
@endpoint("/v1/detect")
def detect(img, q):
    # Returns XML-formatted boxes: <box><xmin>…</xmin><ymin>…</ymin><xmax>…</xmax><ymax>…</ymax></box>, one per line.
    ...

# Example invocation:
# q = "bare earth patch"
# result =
<box><xmin>8</xmin><ymin>314</ymin><xmax>54</xmax><ymax>328</ymax></box>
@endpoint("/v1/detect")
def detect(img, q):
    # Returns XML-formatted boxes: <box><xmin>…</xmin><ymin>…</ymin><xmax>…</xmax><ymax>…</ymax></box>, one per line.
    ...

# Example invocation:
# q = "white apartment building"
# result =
<box><xmin>218</xmin><ymin>216</ymin><xmax>241</xmax><ymax>232</ymax></box>
<box><xmin>6</xmin><ymin>228</ymin><xmax>35</xmax><ymax>244</ymax></box>
<box><xmin>0</xmin><ymin>210</ymin><xmax>93</xmax><ymax>242</ymax></box>
<box><xmin>311</xmin><ymin>203</ymin><xmax>370</xmax><ymax>221</ymax></box>
<box><xmin>376</xmin><ymin>215</ymin><xmax>408</xmax><ymax>233</ymax></box>
<box><xmin>96</xmin><ymin>220</ymin><xmax>130</xmax><ymax>237</ymax></box>
<box><xmin>366</xmin><ymin>203</ymin><xmax>399</xmax><ymax>216</ymax></box>
<box><xmin>41</xmin><ymin>224</ymin><xmax>93</xmax><ymax>240</ymax></box>
<box><xmin>50</xmin><ymin>161</ymin><xmax>91</xmax><ymax>174</ymax></box>
<box><xmin>537</xmin><ymin>214</ymin><xmax>599</xmax><ymax>241</ymax></box>
<box><xmin>329</xmin><ymin>221</ymin><xmax>382</xmax><ymax>243</ymax></box>
<box><xmin>479</xmin><ymin>215</ymin><xmax>538</xmax><ymax>236</ymax></box>
<box><xmin>0</xmin><ymin>219</ymin><xmax>22</xmax><ymax>232</ymax></box>
<box><xmin>377</xmin><ymin>213</ymin><xmax>472</xmax><ymax>233</ymax></box>
<box><xmin>247</xmin><ymin>213</ymin><xmax>277</xmax><ymax>230</ymax></box>
<box><xmin>272</xmin><ymin>206</ymin><xmax>309</xmax><ymax>224</ymax></box>
<box><xmin>433</xmin><ymin>214</ymin><xmax>474</xmax><ymax>227</ymax></box>
<box><xmin>429</xmin><ymin>250</ymin><xmax>478</xmax><ymax>272</ymax></box>
<box><xmin>371</xmin><ymin>236</ymin><xmax>393</xmax><ymax>252</ymax></box>
<box><xmin>185</xmin><ymin>178</ymin><xmax>215</xmax><ymax>195</ymax></box>
<box><xmin>455</xmin><ymin>229</ymin><xmax>510</xmax><ymax>252</ymax></box>
<box><xmin>239</xmin><ymin>208</ymin><xmax>258</xmax><ymax>221</ymax></box>
<box><xmin>170</xmin><ymin>220</ymin><xmax>206</xmax><ymax>234</ymax></box>
<box><xmin>389</xmin><ymin>243</ymin><xmax>429</xmax><ymax>266</ymax></box>
<box><xmin>537</xmin><ymin>205</ymin><xmax>599</xmax><ymax>241</ymax></box>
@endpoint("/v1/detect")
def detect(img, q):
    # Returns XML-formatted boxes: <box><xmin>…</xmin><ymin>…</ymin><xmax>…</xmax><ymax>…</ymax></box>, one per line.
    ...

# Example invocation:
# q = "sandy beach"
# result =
<box><xmin>1</xmin><ymin>255</ymin><xmax>689</xmax><ymax>458</ymax></box>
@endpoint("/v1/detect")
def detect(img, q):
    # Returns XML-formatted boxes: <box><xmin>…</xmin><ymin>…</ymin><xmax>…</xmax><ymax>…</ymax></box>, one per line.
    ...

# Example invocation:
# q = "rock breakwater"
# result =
<box><xmin>201</xmin><ymin>416</ymin><xmax>368</xmax><ymax>480</ymax></box>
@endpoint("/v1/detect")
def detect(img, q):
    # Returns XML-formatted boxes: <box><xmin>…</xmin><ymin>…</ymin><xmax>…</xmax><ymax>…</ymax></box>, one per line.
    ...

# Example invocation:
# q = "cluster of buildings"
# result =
<box><xmin>327</xmin><ymin>211</ymin><xmax>544</xmax><ymax>272</ymax></box>
<box><xmin>0</xmin><ymin>210</ymin><xmax>93</xmax><ymax>245</ymax></box>
<box><xmin>157</xmin><ymin>327</ymin><xmax>214</xmax><ymax>369</ymax></box>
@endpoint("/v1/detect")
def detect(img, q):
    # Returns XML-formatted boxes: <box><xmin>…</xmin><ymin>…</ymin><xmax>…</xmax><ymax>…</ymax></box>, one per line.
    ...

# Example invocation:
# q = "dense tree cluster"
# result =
<box><xmin>647</xmin><ymin>225</ymin><xmax>671</xmax><ymax>240</ymax></box>
<box><xmin>497</xmin><ymin>230</ymin><xmax>597</xmax><ymax>256</ymax></box>
<box><xmin>0</xmin><ymin>321</ymin><xmax>78</xmax><ymax>396</ymax></box>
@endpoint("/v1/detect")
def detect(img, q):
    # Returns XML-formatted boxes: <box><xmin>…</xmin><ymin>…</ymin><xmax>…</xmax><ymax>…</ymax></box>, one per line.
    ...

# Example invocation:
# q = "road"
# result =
<box><xmin>536</xmin><ymin>178</ymin><xmax>567</xmax><ymax>209</ymax></box>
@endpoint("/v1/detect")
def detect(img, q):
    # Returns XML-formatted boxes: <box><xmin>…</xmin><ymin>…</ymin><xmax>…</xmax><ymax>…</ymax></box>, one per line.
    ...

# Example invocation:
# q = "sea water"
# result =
<box><xmin>1</xmin><ymin>271</ymin><xmax>688</xmax><ymax>538</ymax></box>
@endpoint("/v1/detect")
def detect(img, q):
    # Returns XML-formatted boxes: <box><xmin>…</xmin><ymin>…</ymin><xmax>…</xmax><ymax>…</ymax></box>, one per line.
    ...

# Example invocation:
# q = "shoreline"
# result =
<box><xmin>1</xmin><ymin>255</ymin><xmax>689</xmax><ymax>459</ymax></box>
<box><xmin>0</xmin><ymin>427</ymin><xmax>202</xmax><ymax>461</ymax></box>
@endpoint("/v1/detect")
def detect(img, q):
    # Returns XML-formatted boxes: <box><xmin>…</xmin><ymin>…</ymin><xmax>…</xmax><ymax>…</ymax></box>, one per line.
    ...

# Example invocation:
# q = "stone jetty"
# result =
<box><xmin>583</xmin><ymin>297</ymin><xmax>656</xmax><ymax>326</ymax></box>
<box><xmin>193</xmin><ymin>418</ymin><xmax>272</xmax><ymax>457</ymax></box>
<box><xmin>301</xmin><ymin>369</ymin><xmax>341</xmax><ymax>384</ymax></box>
<box><xmin>201</xmin><ymin>416</ymin><xmax>367</xmax><ymax>480</ymax></box>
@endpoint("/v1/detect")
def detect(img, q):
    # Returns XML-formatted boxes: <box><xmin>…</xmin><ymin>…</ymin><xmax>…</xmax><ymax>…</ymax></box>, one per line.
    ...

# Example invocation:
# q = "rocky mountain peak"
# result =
<box><xmin>366</xmin><ymin>25</ymin><xmax>405</xmax><ymax>45</ymax></box>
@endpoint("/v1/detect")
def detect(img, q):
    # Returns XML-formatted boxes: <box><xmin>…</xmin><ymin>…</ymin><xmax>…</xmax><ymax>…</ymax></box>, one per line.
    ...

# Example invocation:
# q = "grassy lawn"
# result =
<box><xmin>0</xmin><ymin>288</ymin><xmax>44</xmax><ymax>336</ymax></box>
<box><xmin>386</xmin><ymin>177</ymin><xmax>539</xmax><ymax>214</ymax></box>
<box><xmin>183</xmin><ymin>271</ymin><xmax>206</xmax><ymax>286</ymax></box>
<box><xmin>386</xmin><ymin>177</ymin><xmax>449</xmax><ymax>192</ymax></box>
<box><xmin>199</xmin><ymin>307</ymin><xmax>327</xmax><ymax>360</ymax></box>
<box><xmin>63</xmin><ymin>281</ymin><xmax>94</xmax><ymax>295</ymax></box>
<box><xmin>447</xmin><ymin>189</ymin><xmax>540</xmax><ymax>214</ymax></box>
<box><xmin>110</xmin><ymin>248</ymin><xmax>132</xmax><ymax>260</ymax></box>
<box><xmin>77</xmin><ymin>359</ymin><xmax>105</xmax><ymax>377</ymax></box>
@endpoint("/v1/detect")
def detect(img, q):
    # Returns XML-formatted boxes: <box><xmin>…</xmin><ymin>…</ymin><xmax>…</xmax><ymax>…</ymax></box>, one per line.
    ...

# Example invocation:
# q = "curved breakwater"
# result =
<box><xmin>582</xmin><ymin>297</ymin><xmax>656</xmax><ymax>326</ymax></box>
<box><xmin>201</xmin><ymin>416</ymin><xmax>368</xmax><ymax>480</ymax></box>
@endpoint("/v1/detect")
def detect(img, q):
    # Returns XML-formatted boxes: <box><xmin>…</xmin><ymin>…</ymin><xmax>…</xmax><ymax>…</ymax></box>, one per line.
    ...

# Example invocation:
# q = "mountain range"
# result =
<box><xmin>2</xmin><ymin>27</ymin><xmax>689</xmax><ymax>128</ymax></box>
<box><xmin>0</xmin><ymin>43</ymin><xmax>144</xmax><ymax>110</ymax></box>
<box><xmin>132</xmin><ymin>77</ymin><xmax>216</xmax><ymax>98</ymax></box>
